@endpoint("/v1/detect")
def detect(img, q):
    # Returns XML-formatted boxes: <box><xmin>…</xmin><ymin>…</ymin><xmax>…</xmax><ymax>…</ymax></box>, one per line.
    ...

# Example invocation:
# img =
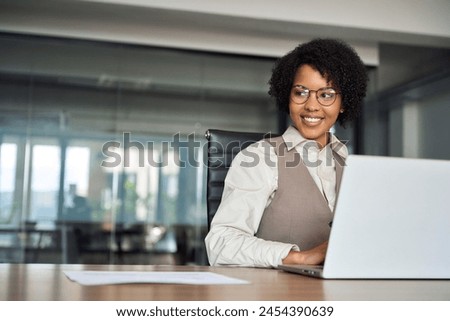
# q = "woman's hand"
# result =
<box><xmin>282</xmin><ymin>241</ymin><xmax>328</xmax><ymax>265</ymax></box>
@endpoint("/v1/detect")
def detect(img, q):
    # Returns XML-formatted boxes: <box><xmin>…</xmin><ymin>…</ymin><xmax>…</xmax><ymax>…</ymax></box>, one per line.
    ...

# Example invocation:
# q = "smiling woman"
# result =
<box><xmin>205</xmin><ymin>38</ymin><xmax>368</xmax><ymax>268</ymax></box>
<box><xmin>288</xmin><ymin>64</ymin><xmax>343</xmax><ymax>148</ymax></box>
<box><xmin>269</xmin><ymin>38</ymin><xmax>368</xmax><ymax>127</ymax></box>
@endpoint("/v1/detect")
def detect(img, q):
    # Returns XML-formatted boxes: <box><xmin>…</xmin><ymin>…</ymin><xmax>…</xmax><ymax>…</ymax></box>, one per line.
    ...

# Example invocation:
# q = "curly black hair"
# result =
<box><xmin>268</xmin><ymin>38</ymin><xmax>368</xmax><ymax>126</ymax></box>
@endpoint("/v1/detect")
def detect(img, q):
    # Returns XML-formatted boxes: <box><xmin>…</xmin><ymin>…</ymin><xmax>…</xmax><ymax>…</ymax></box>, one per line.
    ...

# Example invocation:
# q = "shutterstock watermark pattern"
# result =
<box><xmin>101</xmin><ymin>132</ymin><xmax>348</xmax><ymax>169</ymax></box>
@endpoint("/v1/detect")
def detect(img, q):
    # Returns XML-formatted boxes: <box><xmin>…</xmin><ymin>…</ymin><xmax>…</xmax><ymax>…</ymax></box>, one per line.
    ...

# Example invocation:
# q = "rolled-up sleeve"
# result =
<box><xmin>204</xmin><ymin>141</ymin><xmax>299</xmax><ymax>268</ymax></box>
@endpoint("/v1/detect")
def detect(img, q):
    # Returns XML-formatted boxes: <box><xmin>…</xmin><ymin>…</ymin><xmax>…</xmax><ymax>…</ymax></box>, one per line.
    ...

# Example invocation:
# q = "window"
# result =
<box><xmin>0</xmin><ymin>33</ymin><xmax>277</xmax><ymax>264</ymax></box>
<box><xmin>30</xmin><ymin>143</ymin><xmax>60</xmax><ymax>222</ymax></box>
<box><xmin>0</xmin><ymin>142</ymin><xmax>17</xmax><ymax>225</ymax></box>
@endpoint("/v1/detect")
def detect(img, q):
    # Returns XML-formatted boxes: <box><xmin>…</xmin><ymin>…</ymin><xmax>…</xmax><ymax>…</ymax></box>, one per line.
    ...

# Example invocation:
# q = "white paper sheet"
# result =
<box><xmin>64</xmin><ymin>270</ymin><xmax>250</xmax><ymax>286</ymax></box>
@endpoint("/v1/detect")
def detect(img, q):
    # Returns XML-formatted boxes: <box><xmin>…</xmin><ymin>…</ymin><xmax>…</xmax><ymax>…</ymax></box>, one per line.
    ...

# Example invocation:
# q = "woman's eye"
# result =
<box><xmin>296</xmin><ymin>90</ymin><xmax>308</xmax><ymax>97</ymax></box>
<box><xmin>321</xmin><ymin>91</ymin><xmax>335</xmax><ymax>99</ymax></box>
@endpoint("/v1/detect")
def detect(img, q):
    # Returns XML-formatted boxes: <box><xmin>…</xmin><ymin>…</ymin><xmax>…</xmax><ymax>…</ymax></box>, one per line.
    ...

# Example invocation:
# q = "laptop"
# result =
<box><xmin>278</xmin><ymin>155</ymin><xmax>450</xmax><ymax>279</ymax></box>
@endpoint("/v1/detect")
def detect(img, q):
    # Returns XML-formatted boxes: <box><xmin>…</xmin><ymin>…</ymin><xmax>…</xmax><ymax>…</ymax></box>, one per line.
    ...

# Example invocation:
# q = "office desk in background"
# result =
<box><xmin>1</xmin><ymin>264</ymin><xmax>449</xmax><ymax>301</ymax></box>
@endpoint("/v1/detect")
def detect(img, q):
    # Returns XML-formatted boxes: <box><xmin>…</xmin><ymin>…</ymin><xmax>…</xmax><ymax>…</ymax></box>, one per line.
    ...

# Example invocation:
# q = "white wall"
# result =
<box><xmin>89</xmin><ymin>0</ymin><xmax>449</xmax><ymax>39</ymax></box>
<box><xmin>2</xmin><ymin>0</ymin><xmax>449</xmax><ymax>65</ymax></box>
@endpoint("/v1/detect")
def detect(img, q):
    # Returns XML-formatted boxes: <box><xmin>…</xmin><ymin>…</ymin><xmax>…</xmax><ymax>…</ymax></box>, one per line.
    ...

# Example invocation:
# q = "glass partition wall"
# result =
<box><xmin>0</xmin><ymin>33</ymin><xmax>278</xmax><ymax>265</ymax></box>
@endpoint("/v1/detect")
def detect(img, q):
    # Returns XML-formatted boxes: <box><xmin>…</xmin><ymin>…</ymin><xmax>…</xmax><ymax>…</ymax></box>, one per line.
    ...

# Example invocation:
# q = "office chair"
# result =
<box><xmin>205</xmin><ymin>129</ymin><xmax>280</xmax><ymax>229</ymax></box>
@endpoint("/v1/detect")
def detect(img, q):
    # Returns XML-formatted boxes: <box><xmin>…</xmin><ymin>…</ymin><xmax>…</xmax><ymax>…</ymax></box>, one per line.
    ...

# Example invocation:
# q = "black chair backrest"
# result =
<box><xmin>205</xmin><ymin>129</ymin><xmax>280</xmax><ymax>229</ymax></box>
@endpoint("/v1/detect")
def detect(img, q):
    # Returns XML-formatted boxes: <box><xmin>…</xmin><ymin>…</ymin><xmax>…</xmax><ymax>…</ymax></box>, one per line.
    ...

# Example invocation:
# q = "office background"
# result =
<box><xmin>0</xmin><ymin>0</ymin><xmax>449</xmax><ymax>265</ymax></box>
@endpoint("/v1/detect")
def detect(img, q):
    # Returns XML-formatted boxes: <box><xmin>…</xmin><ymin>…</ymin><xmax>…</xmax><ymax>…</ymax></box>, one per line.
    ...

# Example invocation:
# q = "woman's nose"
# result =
<box><xmin>304</xmin><ymin>101</ymin><xmax>320</xmax><ymax>111</ymax></box>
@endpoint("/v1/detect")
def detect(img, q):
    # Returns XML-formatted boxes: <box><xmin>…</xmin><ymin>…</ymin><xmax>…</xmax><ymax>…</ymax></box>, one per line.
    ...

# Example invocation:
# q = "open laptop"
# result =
<box><xmin>278</xmin><ymin>155</ymin><xmax>450</xmax><ymax>279</ymax></box>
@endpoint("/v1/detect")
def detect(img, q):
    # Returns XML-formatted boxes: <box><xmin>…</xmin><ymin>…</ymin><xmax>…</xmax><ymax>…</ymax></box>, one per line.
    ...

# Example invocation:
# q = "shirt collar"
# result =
<box><xmin>282</xmin><ymin>125</ymin><xmax>348</xmax><ymax>159</ymax></box>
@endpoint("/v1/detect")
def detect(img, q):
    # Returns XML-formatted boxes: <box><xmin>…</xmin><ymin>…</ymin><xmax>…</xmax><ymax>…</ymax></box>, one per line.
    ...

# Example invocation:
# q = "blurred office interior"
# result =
<box><xmin>0</xmin><ymin>0</ymin><xmax>449</xmax><ymax>265</ymax></box>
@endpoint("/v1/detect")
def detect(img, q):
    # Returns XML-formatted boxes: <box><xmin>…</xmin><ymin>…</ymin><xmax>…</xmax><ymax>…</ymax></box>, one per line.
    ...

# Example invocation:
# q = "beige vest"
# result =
<box><xmin>256</xmin><ymin>136</ymin><xmax>344</xmax><ymax>250</ymax></box>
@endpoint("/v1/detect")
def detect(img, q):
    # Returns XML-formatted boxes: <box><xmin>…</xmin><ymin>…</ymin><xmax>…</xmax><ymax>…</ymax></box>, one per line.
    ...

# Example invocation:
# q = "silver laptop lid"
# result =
<box><xmin>323</xmin><ymin>155</ymin><xmax>450</xmax><ymax>279</ymax></box>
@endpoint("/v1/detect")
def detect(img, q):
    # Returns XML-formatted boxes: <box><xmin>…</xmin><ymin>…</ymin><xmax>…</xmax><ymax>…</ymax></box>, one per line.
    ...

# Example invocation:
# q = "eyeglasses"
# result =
<box><xmin>291</xmin><ymin>85</ymin><xmax>340</xmax><ymax>106</ymax></box>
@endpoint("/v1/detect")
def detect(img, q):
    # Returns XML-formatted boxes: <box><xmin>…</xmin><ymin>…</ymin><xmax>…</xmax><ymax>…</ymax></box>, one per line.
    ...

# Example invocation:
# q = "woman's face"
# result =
<box><xmin>289</xmin><ymin>64</ymin><xmax>342</xmax><ymax>147</ymax></box>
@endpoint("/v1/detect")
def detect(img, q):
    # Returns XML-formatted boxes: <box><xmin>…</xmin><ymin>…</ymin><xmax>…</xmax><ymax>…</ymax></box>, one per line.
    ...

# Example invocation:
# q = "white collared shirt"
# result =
<box><xmin>205</xmin><ymin>126</ymin><xmax>348</xmax><ymax>268</ymax></box>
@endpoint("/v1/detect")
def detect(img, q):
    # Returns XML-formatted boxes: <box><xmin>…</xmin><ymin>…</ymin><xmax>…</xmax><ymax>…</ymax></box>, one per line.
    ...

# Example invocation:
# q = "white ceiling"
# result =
<box><xmin>1</xmin><ymin>0</ymin><xmax>450</xmax><ymax>66</ymax></box>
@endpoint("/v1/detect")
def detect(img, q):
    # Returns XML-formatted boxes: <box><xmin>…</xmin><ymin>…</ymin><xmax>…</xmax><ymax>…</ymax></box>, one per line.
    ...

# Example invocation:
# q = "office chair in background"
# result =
<box><xmin>205</xmin><ymin>129</ymin><xmax>280</xmax><ymax>229</ymax></box>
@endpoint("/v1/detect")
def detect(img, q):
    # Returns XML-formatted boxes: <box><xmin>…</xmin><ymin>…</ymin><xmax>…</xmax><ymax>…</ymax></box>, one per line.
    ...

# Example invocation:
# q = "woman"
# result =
<box><xmin>205</xmin><ymin>38</ymin><xmax>368</xmax><ymax>267</ymax></box>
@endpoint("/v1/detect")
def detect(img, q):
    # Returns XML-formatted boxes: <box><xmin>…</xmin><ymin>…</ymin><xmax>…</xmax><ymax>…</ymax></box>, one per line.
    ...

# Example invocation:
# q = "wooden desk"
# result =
<box><xmin>1</xmin><ymin>264</ymin><xmax>449</xmax><ymax>301</ymax></box>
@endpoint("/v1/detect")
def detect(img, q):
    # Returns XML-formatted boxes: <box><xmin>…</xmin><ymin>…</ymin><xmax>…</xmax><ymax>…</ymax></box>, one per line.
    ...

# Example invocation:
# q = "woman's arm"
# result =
<box><xmin>205</xmin><ymin>141</ymin><xmax>298</xmax><ymax>268</ymax></box>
